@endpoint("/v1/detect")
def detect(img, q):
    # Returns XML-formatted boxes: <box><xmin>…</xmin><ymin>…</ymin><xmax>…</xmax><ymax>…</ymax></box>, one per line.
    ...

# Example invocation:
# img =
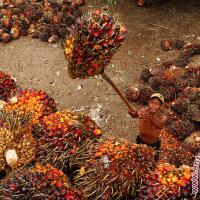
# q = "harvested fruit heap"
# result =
<box><xmin>4</xmin><ymin>89</ymin><xmax>57</xmax><ymax>124</ymax></box>
<box><xmin>74</xmin><ymin>138</ymin><xmax>156</xmax><ymax>200</ymax></box>
<box><xmin>64</xmin><ymin>8</ymin><xmax>127</xmax><ymax>78</ymax></box>
<box><xmin>159</xmin><ymin>130</ymin><xmax>194</xmax><ymax>167</ymax></box>
<box><xmin>35</xmin><ymin>111</ymin><xmax>102</xmax><ymax>169</ymax></box>
<box><xmin>137</xmin><ymin>163</ymin><xmax>193</xmax><ymax>200</ymax></box>
<box><xmin>0</xmin><ymin>110</ymin><xmax>36</xmax><ymax>174</ymax></box>
<box><xmin>0</xmin><ymin>162</ymin><xmax>84</xmax><ymax>200</ymax></box>
<box><xmin>167</xmin><ymin>87</ymin><xmax>199</xmax><ymax>141</ymax></box>
<box><xmin>0</xmin><ymin>71</ymin><xmax>17</xmax><ymax>101</ymax></box>
<box><xmin>0</xmin><ymin>0</ymin><xmax>84</xmax><ymax>43</ymax></box>
<box><xmin>184</xmin><ymin>131</ymin><xmax>200</xmax><ymax>154</ymax></box>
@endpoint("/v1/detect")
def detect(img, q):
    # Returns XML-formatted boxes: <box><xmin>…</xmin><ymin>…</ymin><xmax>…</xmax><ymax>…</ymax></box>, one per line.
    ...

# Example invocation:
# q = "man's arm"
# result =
<box><xmin>152</xmin><ymin>114</ymin><xmax>167</xmax><ymax>129</ymax></box>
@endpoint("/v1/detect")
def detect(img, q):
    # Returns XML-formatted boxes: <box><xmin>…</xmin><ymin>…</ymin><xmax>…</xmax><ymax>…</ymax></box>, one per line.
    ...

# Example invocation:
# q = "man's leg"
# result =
<box><xmin>136</xmin><ymin>135</ymin><xmax>143</xmax><ymax>144</ymax></box>
<box><xmin>151</xmin><ymin>140</ymin><xmax>161</xmax><ymax>162</ymax></box>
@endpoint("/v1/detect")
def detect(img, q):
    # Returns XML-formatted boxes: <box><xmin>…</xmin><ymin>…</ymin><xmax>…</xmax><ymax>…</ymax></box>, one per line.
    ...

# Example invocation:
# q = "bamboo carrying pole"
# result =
<box><xmin>101</xmin><ymin>72</ymin><xmax>134</xmax><ymax>112</ymax></box>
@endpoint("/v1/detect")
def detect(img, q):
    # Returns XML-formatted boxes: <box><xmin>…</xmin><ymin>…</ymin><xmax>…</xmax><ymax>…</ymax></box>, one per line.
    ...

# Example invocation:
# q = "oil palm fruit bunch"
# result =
<box><xmin>184</xmin><ymin>131</ymin><xmax>200</xmax><ymax>154</ymax></box>
<box><xmin>0</xmin><ymin>162</ymin><xmax>85</xmax><ymax>200</ymax></box>
<box><xmin>35</xmin><ymin>111</ymin><xmax>101</xmax><ymax>169</ymax></box>
<box><xmin>0</xmin><ymin>110</ymin><xmax>36</xmax><ymax>174</ymax></box>
<box><xmin>64</xmin><ymin>8</ymin><xmax>127</xmax><ymax>78</ymax></box>
<box><xmin>140</xmin><ymin>68</ymin><xmax>153</xmax><ymax>83</ymax></box>
<box><xmin>0</xmin><ymin>71</ymin><xmax>17</xmax><ymax>101</ymax></box>
<box><xmin>166</xmin><ymin>117</ymin><xmax>195</xmax><ymax>141</ymax></box>
<box><xmin>137</xmin><ymin>163</ymin><xmax>193</xmax><ymax>200</ymax></box>
<box><xmin>170</xmin><ymin>98</ymin><xmax>190</xmax><ymax>115</ymax></box>
<box><xmin>159</xmin><ymin>130</ymin><xmax>194</xmax><ymax>167</ymax></box>
<box><xmin>180</xmin><ymin>87</ymin><xmax>200</xmax><ymax>103</ymax></box>
<box><xmin>74</xmin><ymin>138</ymin><xmax>156</xmax><ymax>200</ymax></box>
<box><xmin>4</xmin><ymin>89</ymin><xmax>57</xmax><ymax>124</ymax></box>
<box><xmin>126</xmin><ymin>85</ymin><xmax>153</xmax><ymax>105</ymax></box>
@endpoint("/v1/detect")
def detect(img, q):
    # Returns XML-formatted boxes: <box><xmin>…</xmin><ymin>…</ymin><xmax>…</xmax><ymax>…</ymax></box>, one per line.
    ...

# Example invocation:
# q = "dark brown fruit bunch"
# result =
<box><xmin>140</xmin><ymin>68</ymin><xmax>153</xmax><ymax>82</ymax></box>
<box><xmin>0</xmin><ymin>71</ymin><xmax>17</xmax><ymax>101</ymax></box>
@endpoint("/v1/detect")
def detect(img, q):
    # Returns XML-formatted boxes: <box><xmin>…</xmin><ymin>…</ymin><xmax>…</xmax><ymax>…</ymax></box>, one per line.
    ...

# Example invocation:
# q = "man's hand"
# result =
<box><xmin>138</xmin><ymin>109</ymin><xmax>152</xmax><ymax>120</ymax></box>
<box><xmin>128</xmin><ymin>109</ymin><xmax>138</xmax><ymax>118</ymax></box>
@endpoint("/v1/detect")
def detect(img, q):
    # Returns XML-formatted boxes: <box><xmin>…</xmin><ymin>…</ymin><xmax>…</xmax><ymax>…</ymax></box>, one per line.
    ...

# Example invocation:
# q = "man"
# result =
<box><xmin>128</xmin><ymin>93</ymin><xmax>167</xmax><ymax>160</ymax></box>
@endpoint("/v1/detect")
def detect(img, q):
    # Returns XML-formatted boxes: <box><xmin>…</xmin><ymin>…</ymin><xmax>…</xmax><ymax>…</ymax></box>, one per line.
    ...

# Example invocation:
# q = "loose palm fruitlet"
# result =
<box><xmin>35</xmin><ymin>111</ymin><xmax>102</xmax><ymax>169</ymax></box>
<box><xmin>64</xmin><ymin>8</ymin><xmax>127</xmax><ymax>78</ymax></box>
<box><xmin>0</xmin><ymin>71</ymin><xmax>17</xmax><ymax>101</ymax></box>
<box><xmin>5</xmin><ymin>89</ymin><xmax>57</xmax><ymax>124</ymax></box>
<box><xmin>159</xmin><ymin>130</ymin><xmax>194</xmax><ymax>167</ymax></box>
<box><xmin>74</xmin><ymin>138</ymin><xmax>156</xmax><ymax>200</ymax></box>
<box><xmin>137</xmin><ymin>163</ymin><xmax>193</xmax><ymax>200</ymax></box>
<box><xmin>0</xmin><ymin>110</ymin><xmax>36</xmax><ymax>174</ymax></box>
<box><xmin>0</xmin><ymin>163</ymin><xmax>85</xmax><ymax>200</ymax></box>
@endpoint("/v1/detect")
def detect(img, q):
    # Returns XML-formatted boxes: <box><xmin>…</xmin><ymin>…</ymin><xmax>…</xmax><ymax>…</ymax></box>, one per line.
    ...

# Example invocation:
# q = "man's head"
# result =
<box><xmin>148</xmin><ymin>93</ymin><xmax>164</xmax><ymax>113</ymax></box>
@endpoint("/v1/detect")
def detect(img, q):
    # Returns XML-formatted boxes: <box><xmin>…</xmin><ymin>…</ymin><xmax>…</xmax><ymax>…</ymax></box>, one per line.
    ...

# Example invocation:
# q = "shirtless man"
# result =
<box><xmin>128</xmin><ymin>93</ymin><xmax>167</xmax><ymax>160</ymax></box>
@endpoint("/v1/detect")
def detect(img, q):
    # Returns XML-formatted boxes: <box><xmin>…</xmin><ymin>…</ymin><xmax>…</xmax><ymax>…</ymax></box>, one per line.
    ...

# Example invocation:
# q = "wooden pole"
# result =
<box><xmin>101</xmin><ymin>72</ymin><xmax>134</xmax><ymax>112</ymax></box>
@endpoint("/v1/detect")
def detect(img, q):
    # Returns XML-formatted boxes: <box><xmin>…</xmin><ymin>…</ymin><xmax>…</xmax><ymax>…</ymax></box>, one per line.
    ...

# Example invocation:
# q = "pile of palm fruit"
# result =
<box><xmin>158</xmin><ymin>130</ymin><xmax>194</xmax><ymax>167</ymax></box>
<box><xmin>0</xmin><ymin>0</ymin><xmax>84</xmax><ymax>43</ymax></box>
<box><xmin>0</xmin><ymin>163</ymin><xmax>84</xmax><ymax>199</ymax></box>
<box><xmin>4</xmin><ymin>89</ymin><xmax>57</xmax><ymax>124</ymax></box>
<box><xmin>137</xmin><ymin>163</ymin><xmax>193</xmax><ymax>199</ymax></box>
<box><xmin>34</xmin><ymin>110</ymin><xmax>102</xmax><ymax>170</ymax></box>
<box><xmin>0</xmin><ymin>1</ymin><xmax>198</xmax><ymax>198</ymax></box>
<box><xmin>74</xmin><ymin>138</ymin><xmax>156</xmax><ymax>199</ymax></box>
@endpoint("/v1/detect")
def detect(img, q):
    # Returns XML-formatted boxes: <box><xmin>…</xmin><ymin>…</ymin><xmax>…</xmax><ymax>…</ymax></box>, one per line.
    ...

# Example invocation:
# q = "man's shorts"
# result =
<box><xmin>136</xmin><ymin>135</ymin><xmax>161</xmax><ymax>150</ymax></box>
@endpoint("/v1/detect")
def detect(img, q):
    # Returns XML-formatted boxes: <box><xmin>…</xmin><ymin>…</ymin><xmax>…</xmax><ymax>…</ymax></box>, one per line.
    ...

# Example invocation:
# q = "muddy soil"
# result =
<box><xmin>0</xmin><ymin>0</ymin><xmax>200</xmax><ymax>142</ymax></box>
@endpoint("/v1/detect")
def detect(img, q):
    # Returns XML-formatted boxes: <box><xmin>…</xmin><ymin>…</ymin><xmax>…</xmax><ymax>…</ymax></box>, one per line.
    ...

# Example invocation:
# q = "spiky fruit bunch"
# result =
<box><xmin>140</xmin><ymin>68</ymin><xmax>153</xmax><ymax>83</ymax></box>
<box><xmin>138</xmin><ymin>163</ymin><xmax>193</xmax><ymax>200</ymax></box>
<box><xmin>184</xmin><ymin>131</ymin><xmax>200</xmax><ymax>154</ymax></box>
<box><xmin>5</xmin><ymin>89</ymin><xmax>57</xmax><ymax>124</ymax></box>
<box><xmin>74</xmin><ymin>138</ymin><xmax>156</xmax><ymax>199</ymax></box>
<box><xmin>159</xmin><ymin>130</ymin><xmax>194</xmax><ymax>167</ymax></box>
<box><xmin>166</xmin><ymin>117</ymin><xmax>195</xmax><ymax>141</ymax></box>
<box><xmin>170</xmin><ymin>98</ymin><xmax>190</xmax><ymax>115</ymax></box>
<box><xmin>126</xmin><ymin>85</ymin><xmax>153</xmax><ymax>105</ymax></box>
<box><xmin>64</xmin><ymin>9</ymin><xmax>127</xmax><ymax>78</ymax></box>
<box><xmin>0</xmin><ymin>163</ymin><xmax>84</xmax><ymax>200</ymax></box>
<box><xmin>35</xmin><ymin>111</ymin><xmax>101</xmax><ymax>169</ymax></box>
<box><xmin>180</xmin><ymin>87</ymin><xmax>200</xmax><ymax>103</ymax></box>
<box><xmin>0</xmin><ymin>71</ymin><xmax>17</xmax><ymax>101</ymax></box>
<box><xmin>161</xmin><ymin>66</ymin><xmax>186</xmax><ymax>85</ymax></box>
<box><xmin>0</xmin><ymin>110</ymin><xmax>36</xmax><ymax>174</ymax></box>
<box><xmin>158</xmin><ymin>86</ymin><xmax>176</xmax><ymax>102</ymax></box>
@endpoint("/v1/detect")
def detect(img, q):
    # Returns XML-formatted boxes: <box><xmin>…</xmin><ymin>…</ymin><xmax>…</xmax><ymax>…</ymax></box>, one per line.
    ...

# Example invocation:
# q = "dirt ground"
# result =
<box><xmin>0</xmin><ymin>0</ymin><xmax>200</xmax><ymax>142</ymax></box>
